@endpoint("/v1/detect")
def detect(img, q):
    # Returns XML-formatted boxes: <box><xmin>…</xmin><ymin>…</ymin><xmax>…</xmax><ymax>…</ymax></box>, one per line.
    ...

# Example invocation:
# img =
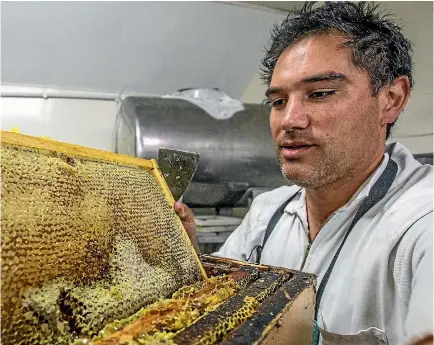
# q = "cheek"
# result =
<box><xmin>313</xmin><ymin>99</ymin><xmax>373</xmax><ymax>139</ymax></box>
<box><xmin>269</xmin><ymin>111</ymin><xmax>281</xmax><ymax>140</ymax></box>
<box><xmin>310</xmin><ymin>104</ymin><xmax>344</xmax><ymax>137</ymax></box>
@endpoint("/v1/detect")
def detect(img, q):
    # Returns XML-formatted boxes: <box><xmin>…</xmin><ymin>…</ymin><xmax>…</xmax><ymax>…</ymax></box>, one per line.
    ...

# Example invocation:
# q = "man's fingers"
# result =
<box><xmin>174</xmin><ymin>202</ymin><xmax>195</xmax><ymax>224</ymax></box>
<box><xmin>174</xmin><ymin>202</ymin><xmax>200</xmax><ymax>253</ymax></box>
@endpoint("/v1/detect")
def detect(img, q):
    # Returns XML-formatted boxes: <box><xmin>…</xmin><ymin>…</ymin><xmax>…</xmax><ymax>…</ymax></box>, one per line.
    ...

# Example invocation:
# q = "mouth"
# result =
<box><xmin>279</xmin><ymin>142</ymin><xmax>316</xmax><ymax>159</ymax></box>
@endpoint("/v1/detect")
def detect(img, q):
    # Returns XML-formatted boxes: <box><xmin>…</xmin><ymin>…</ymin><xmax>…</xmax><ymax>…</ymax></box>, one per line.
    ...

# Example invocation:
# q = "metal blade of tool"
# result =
<box><xmin>157</xmin><ymin>148</ymin><xmax>200</xmax><ymax>201</ymax></box>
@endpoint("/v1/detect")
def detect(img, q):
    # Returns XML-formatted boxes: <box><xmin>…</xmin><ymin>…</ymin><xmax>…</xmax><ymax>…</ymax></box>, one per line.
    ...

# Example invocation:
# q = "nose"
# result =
<box><xmin>280</xmin><ymin>96</ymin><xmax>309</xmax><ymax>131</ymax></box>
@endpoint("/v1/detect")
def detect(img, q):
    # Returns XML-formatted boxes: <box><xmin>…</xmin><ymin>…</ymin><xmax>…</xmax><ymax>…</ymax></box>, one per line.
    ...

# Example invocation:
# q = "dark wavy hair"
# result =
<box><xmin>260</xmin><ymin>1</ymin><xmax>413</xmax><ymax>139</ymax></box>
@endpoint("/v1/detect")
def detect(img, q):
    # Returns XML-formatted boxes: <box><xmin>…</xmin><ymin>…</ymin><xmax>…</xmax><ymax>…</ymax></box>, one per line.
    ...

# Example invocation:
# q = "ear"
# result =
<box><xmin>378</xmin><ymin>75</ymin><xmax>411</xmax><ymax>126</ymax></box>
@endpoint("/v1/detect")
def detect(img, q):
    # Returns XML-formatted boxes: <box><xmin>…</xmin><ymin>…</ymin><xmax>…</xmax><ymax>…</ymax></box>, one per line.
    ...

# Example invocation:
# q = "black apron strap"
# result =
<box><xmin>255</xmin><ymin>188</ymin><xmax>302</xmax><ymax>264</ymax></box>
<box><xmin>313</xmin><ymin>145</ymin><xmax>397</xmax><ymax>344</ymax></box>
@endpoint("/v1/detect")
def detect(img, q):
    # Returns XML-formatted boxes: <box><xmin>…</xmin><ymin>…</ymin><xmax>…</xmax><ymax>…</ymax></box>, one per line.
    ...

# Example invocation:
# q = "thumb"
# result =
<box><xmin>174</xmin><ymin>202</ymin><xmax>195</xmax><ymax>224</ymax></box>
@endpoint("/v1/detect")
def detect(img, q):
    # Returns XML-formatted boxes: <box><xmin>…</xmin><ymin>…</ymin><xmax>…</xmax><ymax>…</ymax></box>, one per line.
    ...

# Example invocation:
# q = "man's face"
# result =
<box><xmin>267</xmin><ymin>34</ymin><xmax>385</xmax><ymax>189</ymax></box>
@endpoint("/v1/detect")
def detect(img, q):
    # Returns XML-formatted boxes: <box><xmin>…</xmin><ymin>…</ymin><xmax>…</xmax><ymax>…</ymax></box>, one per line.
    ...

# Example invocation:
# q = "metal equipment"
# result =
<box><xmin>1</xmin><ymin>132</ymin><xmax>316</xmax><ymax>345</ymax></box>
<box><xmin>157</xmin><ymin>147</ymin><xmax>200</xmax><ymax>201</ymax></box>
<box><xmin>114</xmin><ymin>96</ymin><xmax>291</xmax><ymax>207</ymax></box>
<box><xmin>195</xmin><ymin>215</ymin><xmax>242</xmax><ymax>254</ymax></box>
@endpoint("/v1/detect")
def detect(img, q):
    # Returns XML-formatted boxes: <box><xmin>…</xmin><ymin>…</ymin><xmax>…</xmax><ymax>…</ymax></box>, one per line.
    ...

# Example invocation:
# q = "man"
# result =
<box><xmin>175</xmin><ymin>2</ymin><xmax>433</xmax><ymax>344</ymax></box>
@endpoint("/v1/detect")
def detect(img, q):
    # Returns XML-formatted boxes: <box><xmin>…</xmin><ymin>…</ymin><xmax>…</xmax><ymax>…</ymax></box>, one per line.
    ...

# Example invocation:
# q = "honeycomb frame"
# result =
<box><xmin>1</xmin><ymin>131</ymin><xmax>207</xmax><ymax>345</ymax></box>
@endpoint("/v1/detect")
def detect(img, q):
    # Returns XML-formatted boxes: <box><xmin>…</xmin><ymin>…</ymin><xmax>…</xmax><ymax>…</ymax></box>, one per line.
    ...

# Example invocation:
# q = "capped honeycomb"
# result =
<box><xmin>90</xmin><ymin>274</ymin><xmax>242</xmax><ymax>345</ymax></box>
<box><xmin>1</xmin><ymin>132</ymin><xmax>206</xmax><ymax>345</ymax></box>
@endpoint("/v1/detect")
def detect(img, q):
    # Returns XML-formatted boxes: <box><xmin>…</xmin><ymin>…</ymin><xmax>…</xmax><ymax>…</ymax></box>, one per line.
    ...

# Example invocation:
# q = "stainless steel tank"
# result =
<box><xmin>115</xmin><ymin>96</ymin><xmax>291</xmax><ymax>207</ymax></box>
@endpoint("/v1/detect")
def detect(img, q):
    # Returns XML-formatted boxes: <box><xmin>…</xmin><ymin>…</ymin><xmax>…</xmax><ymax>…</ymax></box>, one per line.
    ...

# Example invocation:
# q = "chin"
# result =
<box><xmin>280</xmin><ymin>163</ymin><xmax>330</xmax><ymax>189</ymax></box>
<box><xmin>280</xmin><ymin>166</ymin><xmax>312</xmax><ymax>188</ymax></box>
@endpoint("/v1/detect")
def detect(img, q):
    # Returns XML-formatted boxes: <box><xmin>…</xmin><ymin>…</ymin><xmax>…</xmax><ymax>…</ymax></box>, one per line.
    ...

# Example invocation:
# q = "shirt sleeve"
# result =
<box><xmin>404</xmin><ymin>212</ymin><xmax>433</xmax><ymax>342</ymax></box>
<box><xmin>211</xmin><ymin>209</ymin><xmax>254</xmax><ymax>261</ymax></box>
<box><xmin>211</xmin><ymin>186</ymin><xmax>300</xmax><ymax>263</ymax></box>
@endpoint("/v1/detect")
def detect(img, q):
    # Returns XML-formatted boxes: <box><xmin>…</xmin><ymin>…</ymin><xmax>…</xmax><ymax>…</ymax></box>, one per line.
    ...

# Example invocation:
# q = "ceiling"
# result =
<box><xmin>242</xmin><ymin>1</ymin><xmax>310</xmax><ymax>12</ymax></box>
<box><xmin>1</xmin><ymin>1</ymin><xmax>286</xmax><ymax>98</ymax></box>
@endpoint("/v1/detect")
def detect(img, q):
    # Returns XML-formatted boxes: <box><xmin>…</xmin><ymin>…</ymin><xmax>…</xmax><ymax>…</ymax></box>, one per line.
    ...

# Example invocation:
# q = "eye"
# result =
<box><xmin>309</xmin><ymin>90</ymin><xmax>336</xmax><ymax>99</ymax></box>
<box><xmin>268</xmin><ymin>98</ymin><xmax>287</xmax><ymax>109</ymax></box>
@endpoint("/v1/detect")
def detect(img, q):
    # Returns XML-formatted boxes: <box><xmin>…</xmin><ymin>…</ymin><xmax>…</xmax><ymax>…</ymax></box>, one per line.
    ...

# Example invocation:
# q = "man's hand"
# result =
<box><xmin>174</xmin><ymin>202</ymin><xmax>200</xmax><ymax>253</ymax></box>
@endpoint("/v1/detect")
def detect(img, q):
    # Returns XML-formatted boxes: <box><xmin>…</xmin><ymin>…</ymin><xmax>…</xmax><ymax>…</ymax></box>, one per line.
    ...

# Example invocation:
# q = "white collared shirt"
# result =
<box><xmin>214</xmin><ymin>142</ymin><xmax>433</xmax><ymax>345</ymax></box>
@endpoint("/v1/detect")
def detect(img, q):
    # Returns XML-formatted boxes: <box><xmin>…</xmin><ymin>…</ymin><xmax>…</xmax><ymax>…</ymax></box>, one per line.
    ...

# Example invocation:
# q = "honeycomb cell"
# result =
<box><xmin>1</xmin><ymin>140</ymin><xmax>203</xmax><ymax>345</ymax></box>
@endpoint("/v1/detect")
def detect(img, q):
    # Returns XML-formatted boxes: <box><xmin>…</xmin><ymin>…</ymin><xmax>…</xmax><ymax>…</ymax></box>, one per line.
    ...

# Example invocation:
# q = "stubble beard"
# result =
<box><xmin>275</xmin><ymin>145</ymin><xmax>358</xmax><ymax>190</ymax></box>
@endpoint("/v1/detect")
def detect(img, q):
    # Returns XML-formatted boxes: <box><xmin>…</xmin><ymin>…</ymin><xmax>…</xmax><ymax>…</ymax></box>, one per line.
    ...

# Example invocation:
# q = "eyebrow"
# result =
<box><xmin>265</xmin><ymin>87</ymin><xmax>281</xmax><ymax>98</ymax></box>
<box><xmin>302</xmin><ymin>72</ymin><xmax>348</xmax><ymax>84</ymax></box>
<box><xmin>265</xmin><ymin>72</ymin><xmax>348</xmax><ymax>98</ymax></box>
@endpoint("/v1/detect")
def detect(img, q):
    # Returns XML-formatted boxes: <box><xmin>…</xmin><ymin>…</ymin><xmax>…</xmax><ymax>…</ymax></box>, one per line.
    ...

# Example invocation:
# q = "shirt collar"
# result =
<box><xmin>284</xmin><ymin>151</ymin><xmax>390</xmax><ymax>215</ymax></box>
<box><xmin>344</xmin><ymin>152</ymin><xmax>389</xmax><ymax>210</ymax></box>
<box><xmin>284</xmin><ymin>188</ymin><xmax>306</xmax><ymax>215</ymax></box>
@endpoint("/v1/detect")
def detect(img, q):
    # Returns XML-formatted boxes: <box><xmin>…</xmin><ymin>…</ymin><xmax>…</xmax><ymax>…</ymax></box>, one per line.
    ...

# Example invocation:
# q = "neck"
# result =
<box><xmin>305</xmin><ymin>150</ymin><xmax>385</xmax><ymax>241</ymax></box>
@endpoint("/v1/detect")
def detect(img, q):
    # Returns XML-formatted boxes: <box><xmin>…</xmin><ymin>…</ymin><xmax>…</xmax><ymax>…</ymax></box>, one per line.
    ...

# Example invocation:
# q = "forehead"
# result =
<box><xmin>271</xmin><ymin>34</ymin><xmax>361</xmax><ymax>85</ymax></box>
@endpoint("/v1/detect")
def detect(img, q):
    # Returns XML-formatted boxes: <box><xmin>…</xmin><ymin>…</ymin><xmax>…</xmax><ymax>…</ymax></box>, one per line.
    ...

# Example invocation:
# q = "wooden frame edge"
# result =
<box><xmin>150</xmin><ymin>159</ymin><xmax>208</xmax><ymax>280</ymax></box>
<box><xmin>0</xmin><ymin>131</ymin><xmax>154</xmax><ymax>170</ymax></box>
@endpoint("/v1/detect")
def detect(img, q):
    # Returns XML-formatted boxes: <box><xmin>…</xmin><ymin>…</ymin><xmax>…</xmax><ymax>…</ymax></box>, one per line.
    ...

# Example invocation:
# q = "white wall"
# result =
<box><xmin>1</xmin><ymin>94</ymin><xmax>117</xmax><ymax>151</ymax></box>
<box><xmin>380</xmin><ymin>1</ymin><xmax>433</xmax><ymax>153</ymax></box>
<box><xmin>1</xmin><ymin>1</ymin><xmax>285</xmax><ymax>99</ymax></box>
